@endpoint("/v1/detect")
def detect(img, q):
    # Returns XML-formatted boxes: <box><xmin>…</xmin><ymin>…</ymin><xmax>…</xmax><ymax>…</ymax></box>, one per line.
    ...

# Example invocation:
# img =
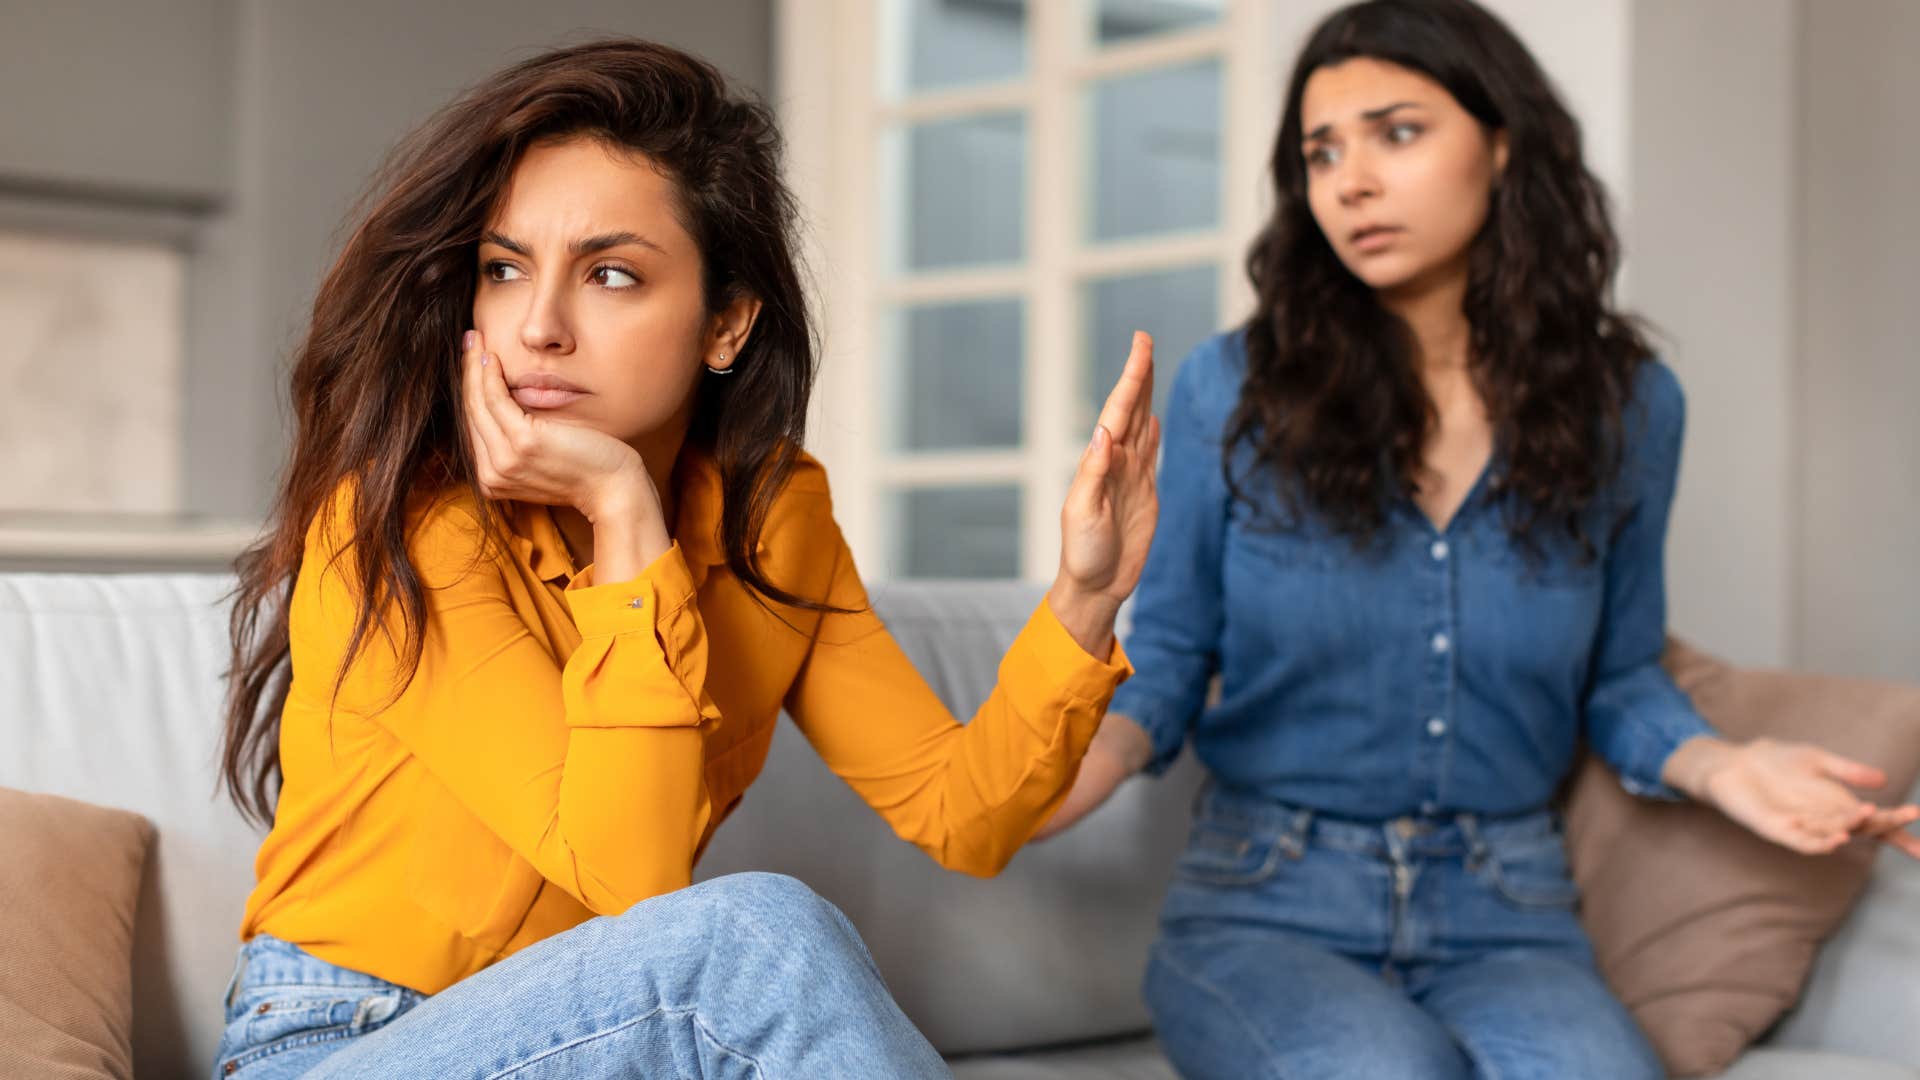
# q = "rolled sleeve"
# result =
<box><xmin>1003</xmin><ymin>597</ymin><xmax>1134</xmax><ymax>708</ymax></box>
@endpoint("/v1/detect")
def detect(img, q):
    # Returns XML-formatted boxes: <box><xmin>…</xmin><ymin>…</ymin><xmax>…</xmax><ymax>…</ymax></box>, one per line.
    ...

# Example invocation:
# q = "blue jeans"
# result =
<box><xmin>211</xmin><ymin>872</ymin><xmax>950</xmax><ymax>1078</ymax></box>
<box><xmin>1144</xmin><ymin>785</ymin><xmax>1662</xmax><ymax>1080</ymax></box>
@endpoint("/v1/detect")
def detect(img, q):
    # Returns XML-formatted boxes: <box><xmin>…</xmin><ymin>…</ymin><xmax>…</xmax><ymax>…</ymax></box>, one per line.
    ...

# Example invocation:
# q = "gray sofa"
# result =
<box><xmin>3</xmin><ymin>572</ymin><xmax>1916</xmax><ymax>1079</ymax></box>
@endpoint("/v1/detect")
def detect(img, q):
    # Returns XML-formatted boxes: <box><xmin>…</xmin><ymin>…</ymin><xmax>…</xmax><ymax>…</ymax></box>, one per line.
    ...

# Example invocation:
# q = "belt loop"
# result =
<box><xmin>1458</xmin><ymin>813</ymin><xmax>1490</xmax><ymax>870</ymax></box>
<box><xmin>1279</xmin><ymin>807</ymin><xmax>1314</xmax><ymax>859</ymax></box>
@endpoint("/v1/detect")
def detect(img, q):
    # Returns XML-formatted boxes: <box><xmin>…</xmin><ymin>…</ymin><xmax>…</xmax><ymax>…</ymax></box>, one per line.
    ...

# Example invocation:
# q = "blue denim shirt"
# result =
<box><xmin>1111</xmin><ymin>331</ymin><xmax>1716</xmax><ymax>818</ymax></box>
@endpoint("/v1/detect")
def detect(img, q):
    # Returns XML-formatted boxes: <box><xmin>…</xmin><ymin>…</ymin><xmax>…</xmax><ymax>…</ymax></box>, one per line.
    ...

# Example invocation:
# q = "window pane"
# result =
<box><xmin>1081</xmin><ymin>264</ymin><xmax>1217</xmax><ymax>432</ymax></box>
<box><xmin>893</xmin><ymin>486</ymin><xmax>1021</xmax><ymax>578</ymax></box>
<box><xmin>1091</xmin><ymin>0</ymin><xmax>1222</xmax><ymax>46</ymax></box>
<box><xmin>1086</xmin><ymin>60</ymin><xmax>1221</xmax><ymax>243</ymax></box>
<box><xmin>890</xmin><ymin>298</ymin><xmax>1024</xmax><ymax>451</ymax></box>
<box><xmin>894</xmin><ymin>111</ymin><xmax>1027</xmax><ymax>272</ymax></box>
<box><xmin>885</xmin><ymin>0</ymin><xmax>1027</xmax><ymax>96</ymax></box>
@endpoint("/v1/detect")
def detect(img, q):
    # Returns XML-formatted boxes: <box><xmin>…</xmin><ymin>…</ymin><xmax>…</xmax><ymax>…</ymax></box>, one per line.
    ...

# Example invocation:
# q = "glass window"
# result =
<box><xmin>1089</xmin><ymin>0</ymin><xmax>1223</xmax><ymax>46</ymax></box>
<box><xmin>893</xmin><ymin>111</ymin><xmax>1027</xmax><ymax>272</ymax></box>
<box><xmin>1086</xmin><ymin>59</ymin><xmax>1223</xmax><ymax>242</ymax></box>
<box><xmin>890</xmin><ymin>297</ymin><xmax>1025</xmax><ymax>451</ymax></box>
<box><xmin>885</xmin><ymin>0</ymin><xmax>1028</xmax><ymax>95</ymax></box>
<box><xmin>1080</xmin><ymin>264</ymin><xmax>1216</xmax><ymax>431</ymax></box>
<box><xmin>892</xmin><ymin>485</ymin><xmax>1022</xmax><ymax>577</ymax></box>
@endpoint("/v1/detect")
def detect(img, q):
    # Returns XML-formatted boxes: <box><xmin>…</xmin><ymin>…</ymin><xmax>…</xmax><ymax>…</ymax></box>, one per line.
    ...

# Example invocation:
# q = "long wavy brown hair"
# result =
<box><xmin>1232</xmin><ymin>0</ymin><xmax>1652</xmax><ymax>553</ymax></box>
<box><xmin>222</xmin><ymin>40</ymin><xmax>825</xmax><ymax>826</ymax></box>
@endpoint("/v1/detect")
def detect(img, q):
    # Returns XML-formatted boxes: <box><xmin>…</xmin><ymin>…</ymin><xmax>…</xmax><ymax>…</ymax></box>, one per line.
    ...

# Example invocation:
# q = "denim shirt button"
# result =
<box><xmin>1431</xmin><ymin>632</ymin><xmax>1450</xmax><ymax>655</ymax></box>
<box><xmin>1427</xmin><ymin>717</ymin><xmax>1447</xmax><ymax>737</ymax></box>
<box><xmin>1430</xmin><ymin>540</ymin><xmax>1449</xmax><ymax>562</ymax></box>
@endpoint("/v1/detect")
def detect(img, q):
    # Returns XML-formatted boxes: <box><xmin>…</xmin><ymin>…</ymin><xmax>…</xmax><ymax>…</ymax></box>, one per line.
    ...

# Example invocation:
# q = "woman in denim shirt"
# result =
<box><xmin>1039</xmin><ymin>2</ymin><xmax>1920</xmax><ymax>1077</ymax></box>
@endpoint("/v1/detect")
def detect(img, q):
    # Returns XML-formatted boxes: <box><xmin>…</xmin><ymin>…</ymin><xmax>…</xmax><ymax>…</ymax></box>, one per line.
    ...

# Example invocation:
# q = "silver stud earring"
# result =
<box><xmin>705</xmin><ymin>351</ymin><xmax>735</xmax><ymax>375</ymax></box>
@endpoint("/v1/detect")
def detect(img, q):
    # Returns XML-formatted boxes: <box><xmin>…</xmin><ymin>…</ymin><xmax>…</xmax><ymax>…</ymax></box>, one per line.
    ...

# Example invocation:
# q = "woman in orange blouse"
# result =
<box><xmin>211</xmin><ymin>39</ymin><xmax>1159</xmax><ymax>1079</ymax></box>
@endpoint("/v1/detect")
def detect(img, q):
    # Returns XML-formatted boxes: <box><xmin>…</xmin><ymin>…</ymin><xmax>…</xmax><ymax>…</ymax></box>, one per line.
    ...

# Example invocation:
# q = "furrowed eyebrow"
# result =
<box><xmin>1305</xmin><ymin>101</ymin><xmax>1422</xmax><ymax>142</ymax></box>
<box><xmin>480</xmin><ymin>230</ymin><xmax>665</xmax><ymax>258</ymax></box>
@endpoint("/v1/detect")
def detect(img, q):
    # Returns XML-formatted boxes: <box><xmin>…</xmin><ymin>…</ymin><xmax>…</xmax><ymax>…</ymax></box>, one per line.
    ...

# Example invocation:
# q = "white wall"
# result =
<box><xmin>1797</xmin><ymin>0</ymin><xmax>1920</xmax><ymax>681</ymax></box>
<box><xmin>1624</xmin><ymin>0</ymin><xmax>1800</xmax><ymax>668</ymax></box>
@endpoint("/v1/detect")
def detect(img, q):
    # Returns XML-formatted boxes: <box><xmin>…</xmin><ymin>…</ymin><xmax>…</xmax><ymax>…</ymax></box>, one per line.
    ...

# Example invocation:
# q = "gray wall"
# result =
<box><xmin>0</xmin><ymin>2</ymin><xmax>234</xmax><ymax>207</ymax></box>
<box><xmin>1797</xmin><ymin>0</ymin><xmax>1920</xmax><ymax>681</ymax></box>
<box><xmin>1</xmin><ymin>0</ymin><xmax>771</xmax><ymax>527</ymax></box>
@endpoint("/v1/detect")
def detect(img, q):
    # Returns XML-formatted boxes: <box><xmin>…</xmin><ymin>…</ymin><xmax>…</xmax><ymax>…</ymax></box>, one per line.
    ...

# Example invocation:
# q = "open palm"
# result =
<box><xmin>1705</xmin><ymin>737</ymin><xmax>1920</xmax><ymax>859</ymax></box>
<box><xmin>1058</xmin><ymin>331</ymin><xmax>1160</xmax><ymax>604</ymax></box>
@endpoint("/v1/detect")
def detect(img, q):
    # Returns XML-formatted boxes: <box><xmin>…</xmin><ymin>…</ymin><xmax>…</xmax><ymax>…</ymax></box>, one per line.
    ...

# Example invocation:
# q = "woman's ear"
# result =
<box><xmin>1492</xmin><ymin>128</ymin><xmax>1511</xmax><ymax>180</ymax></box>
<box><xmin>705</xmin><ymin>294</ymin><xmax>762</xmax><ymax>372</ymax></box>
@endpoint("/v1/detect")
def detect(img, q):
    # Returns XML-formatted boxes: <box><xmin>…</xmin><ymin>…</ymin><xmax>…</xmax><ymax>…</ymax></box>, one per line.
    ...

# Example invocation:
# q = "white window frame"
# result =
<box><xmin>779</xmin><ymin>0</ymin><xmax>1283</xmax><ymax>580</ymax></box>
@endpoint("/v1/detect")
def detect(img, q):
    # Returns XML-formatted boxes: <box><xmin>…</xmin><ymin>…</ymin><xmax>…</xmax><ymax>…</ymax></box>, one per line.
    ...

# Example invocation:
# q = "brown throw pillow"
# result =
<box><xmin>0</xmin><ymin>788</ymin><xmax>154</xmax><ymax>1080</ymax></box>
<box><xmin>1564</xmin><ymin>639</ymin><xmax>1920</xmax><ymax>1078</ymax></box>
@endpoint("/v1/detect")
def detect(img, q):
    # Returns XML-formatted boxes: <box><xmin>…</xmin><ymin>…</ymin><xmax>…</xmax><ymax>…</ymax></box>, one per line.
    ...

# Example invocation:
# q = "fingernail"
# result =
<box><xmin>1091</xmin><ymin>424</ymin><xmax>1109</xmax><ymax>449</ymax></box>
<box><xmin>481</xmin><ymin>353</ymin><xmax>490</xmax><ymax>367</ymax></box>
<box><xmin>464</xmin><ymin>330</ymin><xmax>478</xmax><ymax>350</ymax></box>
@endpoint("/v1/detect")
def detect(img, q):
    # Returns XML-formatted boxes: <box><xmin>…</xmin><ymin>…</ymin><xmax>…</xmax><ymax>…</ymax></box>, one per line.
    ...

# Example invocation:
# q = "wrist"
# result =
<box><xmin>582</xmin><ymin>466</ymin><xmax>671</xmax><ymax>584</ymax></box>
<box><xmin>1045</xmin><ymin>577</ymin><xmax>1120</xmax><ymax>661</ymax></box>
<box><xmin>579</xmin><ymin>459</ymin><xmax>657</xmax><ymax>523</ymax></box>
<box><xmin>1664</xmin><ymin>734</ymin><xmax>1740</xmax><ymax>804</ymax></box>
<box><xmin>1094</xmin><ymin>711</ymin><xmax>1154</xmax><ymax>776</ymax></box>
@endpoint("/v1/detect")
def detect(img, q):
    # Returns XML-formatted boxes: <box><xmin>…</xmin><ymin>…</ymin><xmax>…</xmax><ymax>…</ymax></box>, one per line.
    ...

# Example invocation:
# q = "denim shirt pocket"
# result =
<box><xmin>1174</xmin><ymin>816</ymin><xmax>1290</xmax><ymax>887</ymax></box>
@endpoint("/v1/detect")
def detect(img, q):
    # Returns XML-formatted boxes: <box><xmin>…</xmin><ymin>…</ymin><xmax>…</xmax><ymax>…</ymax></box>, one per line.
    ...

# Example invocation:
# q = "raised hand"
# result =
<box><xmin>1047</xmin><ymin>331</ymin><xmax>1161</xmax><ymax>657</ymax></box>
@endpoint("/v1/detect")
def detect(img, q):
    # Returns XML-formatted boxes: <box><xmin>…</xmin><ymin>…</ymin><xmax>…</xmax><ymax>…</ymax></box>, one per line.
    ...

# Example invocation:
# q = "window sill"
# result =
<box><xmin>0</xmin><ymin>519</ymin><xmax>260</xmax><ymax>572</ymax></box>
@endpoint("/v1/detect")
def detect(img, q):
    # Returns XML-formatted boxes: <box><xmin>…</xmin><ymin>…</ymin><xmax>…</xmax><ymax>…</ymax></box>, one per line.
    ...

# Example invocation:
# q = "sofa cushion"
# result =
<box><xmin>0</xmin><ymin>574</ymin><xmax>264</xmax><ymax>1076</ymax></box>
<box><xmin>0</xmin><ymin>787</ymin><xmax>155</xmax><ymax>1080</ymax></box>
<box><xmin>1767</xmin><ymin>814</ymin><xmax>1920</xmax><ymax>1066</ymax></box>
<box><xmin>1711</xmin><ymin>1048</ymin><xmax>1920</xmax><ymax>1080</ymax></box>
<box><xmin>1566</xmin><ymin>639</ymin><xmax>1920</xmax><ymax>1078</ymax></box>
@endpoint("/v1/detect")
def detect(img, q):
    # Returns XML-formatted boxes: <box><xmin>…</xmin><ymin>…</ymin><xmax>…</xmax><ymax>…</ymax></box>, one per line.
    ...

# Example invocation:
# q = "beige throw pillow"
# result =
<box><xmin>0</xmin><ymin>787</ymin><xmax>154</xmax><ymax>1080</ymax></box>
<box><xmin>1564</xmin><ymin>640</ymin><xmax>1920</xmax><ymax>1078</ymax></box>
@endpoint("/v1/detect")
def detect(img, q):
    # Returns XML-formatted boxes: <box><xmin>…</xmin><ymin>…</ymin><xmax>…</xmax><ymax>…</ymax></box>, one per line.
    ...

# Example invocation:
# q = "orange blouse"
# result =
<box><xmin>240</xmin><ymin>448</ymin><xmax>1131</xmax><ymax>994</ymax></box>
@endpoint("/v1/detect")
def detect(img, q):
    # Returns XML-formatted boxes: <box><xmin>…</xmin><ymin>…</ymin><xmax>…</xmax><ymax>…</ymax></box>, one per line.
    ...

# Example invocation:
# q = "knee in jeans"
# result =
<box><xmin>691</xmin><ymin>872</ymin><xmax>850</xmax><ymax>940</ymax></box>
<box><xmin>1344</xmin><ymin>1032</ymin><xmax>1472</xmax><ymax>1080</ymax></box>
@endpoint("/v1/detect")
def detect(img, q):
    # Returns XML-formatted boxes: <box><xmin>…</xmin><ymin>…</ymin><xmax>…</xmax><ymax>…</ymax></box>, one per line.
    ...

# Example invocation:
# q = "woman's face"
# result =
<box><xmin>1298</xmin><ymin>58</ymin><xmax>1508</xmax><ymax>296</ymax></box>
<box><xmin>472</xmin><ymin>137</ymin><xmax>754</xmax><ymax>447</ymax></box>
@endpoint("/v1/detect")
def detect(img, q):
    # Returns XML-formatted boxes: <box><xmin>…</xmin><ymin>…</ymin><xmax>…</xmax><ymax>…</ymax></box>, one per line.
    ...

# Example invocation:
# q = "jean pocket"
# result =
<box><xmin>1479</xmin><ymin>838</ymin><xmax>1582</xmax><ymax>911</ymax></box>
<box><xmin>1174</xmin><ymin>818</ymin><xmax>1287</xmax><ymax>887</ymax></box>
<box><xmin>216</xmin><ymin>987</ymin><xmax>410</xmax><ymax>1075</ymax></box>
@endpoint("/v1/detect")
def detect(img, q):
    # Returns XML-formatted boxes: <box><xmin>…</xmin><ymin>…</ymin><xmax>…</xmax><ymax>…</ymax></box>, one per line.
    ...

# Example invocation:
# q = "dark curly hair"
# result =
<box><xmin>221</xmin><ymin>40</ymin><xmax>821</xmax><ymax>826</ymax></box>
<box><xmin>1231</xmin><ymin>0</ymin><xmax>1651</xmax><ymax>555</ymax></box>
